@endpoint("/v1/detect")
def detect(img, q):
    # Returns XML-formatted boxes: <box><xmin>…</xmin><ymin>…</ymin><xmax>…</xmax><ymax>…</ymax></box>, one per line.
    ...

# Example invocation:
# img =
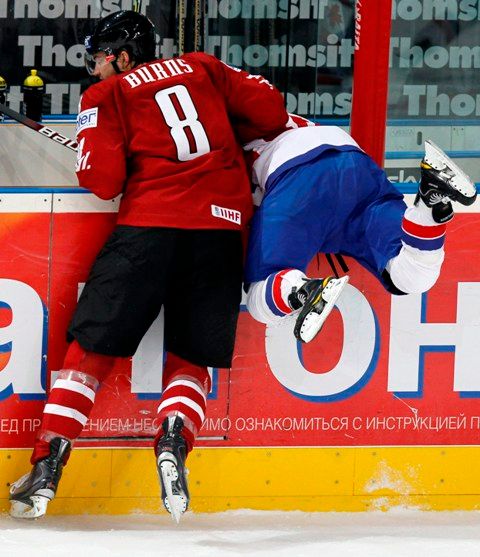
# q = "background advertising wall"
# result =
<box><xmin>385</xmin><ymin>0</ymin><xmax>480</xmax><ymax>203</ymax></box>
<box><xmin>205</xmin><ymin>0</ymin><xmax>355</xmax><ymax>120</ymax></box>
<box><xmin>1</xmin><ymin>186</ymin><xmax>480</xmax><ymax>451</ymax></box>
<box><xmin>0</xmin><ymin>1</ymin><xmax>177</xmax><ymax>114</ymax></box>
<box><xmin>1</xmin><ymin>1</ymin><xmax>478</xmax><ymax>132</ymax></box>
<box><xmin>389</xmin><ymin>0</ymin><xmax>480</xmax><ymax>121</ymax></box>
<box><xmin>1</xmin><ymin>0</ymin><xmax>480</xmax><ymax>514</ymax></box>
<box><xmin>0</xmin><ymin>0</ymin><xmax>479</xmax><ymax>447</ymax></box>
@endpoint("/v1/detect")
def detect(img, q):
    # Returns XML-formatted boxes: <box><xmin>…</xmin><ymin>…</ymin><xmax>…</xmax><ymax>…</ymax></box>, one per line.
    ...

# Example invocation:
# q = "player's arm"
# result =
<box><xmin>75</xmin><ymin>82</ymin><xmax>127</xmax><ymax>200</ymax></box>
<box><xmin>193</xmin><ymin>52</ymin><xmax>289</xmax><ymax>143</ymax></box>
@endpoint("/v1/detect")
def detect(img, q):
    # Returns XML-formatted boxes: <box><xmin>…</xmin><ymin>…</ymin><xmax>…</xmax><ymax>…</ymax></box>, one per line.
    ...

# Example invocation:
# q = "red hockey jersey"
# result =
<box><xmin>75</xmin><ymin>52</ymin><xmax>288</xmax><ymax>229</ymax></box>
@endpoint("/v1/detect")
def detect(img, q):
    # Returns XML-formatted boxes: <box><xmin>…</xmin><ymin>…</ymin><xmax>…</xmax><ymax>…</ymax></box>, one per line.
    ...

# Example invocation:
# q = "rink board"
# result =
<box><xmin>3</xmin><ymin>446</ymin><xmax>480</xmax><ymax>514</ymax></box>
<box><xmin>1</xmin><ymin>189</ymin><xmax>480</xmax><ymax>512</ymax></box>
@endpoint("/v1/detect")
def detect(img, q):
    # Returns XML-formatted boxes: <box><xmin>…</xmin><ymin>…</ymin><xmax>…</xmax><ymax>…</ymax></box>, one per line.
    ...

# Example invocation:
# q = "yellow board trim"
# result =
<box><xmin>2</xmin><ymin>447</ymin><xmax>480</xmax><ymax>515</ymax></box>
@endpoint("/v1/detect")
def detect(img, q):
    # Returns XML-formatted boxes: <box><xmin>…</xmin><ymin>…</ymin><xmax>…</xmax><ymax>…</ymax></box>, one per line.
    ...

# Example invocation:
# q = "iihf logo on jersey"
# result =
<box><xmin>211</xmin><ymin>205</ymin><xmax>241</xmax><ymax>225</ymax></box>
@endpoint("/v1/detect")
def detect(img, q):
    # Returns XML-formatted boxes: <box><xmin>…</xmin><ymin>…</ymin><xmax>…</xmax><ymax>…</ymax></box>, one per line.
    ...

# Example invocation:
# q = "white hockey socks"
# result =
<box><xmin>246</xmin><ymin>269</ymin><xmax>307</xmax><ymax>325</ymax></box>
<box><xmin>387</xmin><ymin>199</ymin><xmax>446</xmax><ymax>294</ymax></box>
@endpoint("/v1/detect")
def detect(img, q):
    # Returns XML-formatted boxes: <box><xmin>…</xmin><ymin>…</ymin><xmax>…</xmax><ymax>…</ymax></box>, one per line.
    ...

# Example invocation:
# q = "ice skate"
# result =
<box><xmin>417</xmin><ymin>140</ymin><xmax>476</xmax><ymax>222</ymax></box>
<box><xmin>156</xmin><ymin>416</ymin><xmax>189</xmax><ymax>524</ymax></box>
<box><xmin>9</xmin><ymin>437</ymin><xmax>71</xmax><ymax>519</ymax></box>
<box><xmin>289</xmin><ymin>275</ymin><xmax>349</xmax><ymax>343</ymax></box>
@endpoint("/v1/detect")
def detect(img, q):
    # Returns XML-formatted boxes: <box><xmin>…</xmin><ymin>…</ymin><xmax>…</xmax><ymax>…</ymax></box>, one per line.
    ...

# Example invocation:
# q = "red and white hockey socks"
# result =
<box><xmin>387</xmin><ymin>199</ymin><xmax>447</xmax><ymax>294</ymax></box>
<box><xmin>246</xmin><ymin>268</ymin><xmax>307</xmax><ymax>325</ymax></box>
<box><xmin>155</xmin><ymin>352</ymin><xmax>210</xmax><ymax>454</ymax></box>
<box><xmin>31</xmin><ymin>340</ymin><xmax>116</xmax><ymax>464</ymax></box>
<box><xmin>31</xmin><ymin>369</ymin><xmax>98</xmax><ymax>464</ymax></box>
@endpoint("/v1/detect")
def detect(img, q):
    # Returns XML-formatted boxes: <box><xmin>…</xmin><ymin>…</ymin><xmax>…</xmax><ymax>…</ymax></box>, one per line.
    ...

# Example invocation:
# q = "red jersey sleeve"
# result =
<box><xmin>185</xmin><ymin>52</ymin><xmax>289</xmax><ymax>144</ymax></box>
<box><xmin>75</xmin><ymin>79</ymin><xmax>127</xmax><ymax>200</ymax></box>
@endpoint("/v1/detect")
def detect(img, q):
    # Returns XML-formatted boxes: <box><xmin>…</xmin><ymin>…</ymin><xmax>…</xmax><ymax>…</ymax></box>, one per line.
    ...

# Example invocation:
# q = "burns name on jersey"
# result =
<box><xmin>123</xmin><ymin>59</ymin><xmax>193</xmax><ymax>89</ymax></box>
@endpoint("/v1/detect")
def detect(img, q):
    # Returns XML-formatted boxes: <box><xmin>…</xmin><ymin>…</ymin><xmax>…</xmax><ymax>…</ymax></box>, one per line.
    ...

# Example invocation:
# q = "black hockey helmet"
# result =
<box><xmin>84</xmin><ymin>10</ymin><xmax>156</xmax><ymax>74</ymax></box>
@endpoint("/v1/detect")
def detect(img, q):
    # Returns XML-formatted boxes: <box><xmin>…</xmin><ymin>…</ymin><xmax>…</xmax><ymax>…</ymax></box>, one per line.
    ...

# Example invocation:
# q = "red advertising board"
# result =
<box><xmin>1</xmin><ymin>192</ymin><xmax>480</xmax><ymax>449</ymax></box>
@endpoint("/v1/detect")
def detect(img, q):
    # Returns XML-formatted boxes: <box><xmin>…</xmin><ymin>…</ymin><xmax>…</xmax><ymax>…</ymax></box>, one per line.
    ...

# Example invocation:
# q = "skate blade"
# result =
<box><xmin>298</xmin><ymin>276</ymin><xmax>349</xmax><ymax>343</ymax></box>
<box><xmin>424</xmin><ymin>140</ymin><xmax>476</xmax><ymax>202</ymax></box>
<box><xmin>10</xmin><ymin>496</ymin><xmax>49</xmax><ymax>519</ymax></box>
<box><xmin>159</xmin><ymin>460</ymin><xmax>188</xmax><ymax>524</ymax></box>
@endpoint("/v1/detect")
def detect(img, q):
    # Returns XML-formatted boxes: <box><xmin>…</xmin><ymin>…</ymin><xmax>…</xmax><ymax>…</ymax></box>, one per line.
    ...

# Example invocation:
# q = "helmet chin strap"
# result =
<box><xmin>112</xmin><ymin>60</ymin><xmax>122</xmax><ymax>74</ymax></box>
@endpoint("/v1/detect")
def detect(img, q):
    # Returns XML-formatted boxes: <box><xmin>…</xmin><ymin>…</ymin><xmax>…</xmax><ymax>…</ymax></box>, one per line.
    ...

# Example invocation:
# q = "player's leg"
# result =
<box><xmin>9</xmin><ymin>226</ymin><xmax>176</xmax><ymax>518</ymax></box>
<box><xmin>385</xmin><ymin>198</ymin><xmax>447</xmax><ymax>294</ymax></box>
<box><xmin>244</xmin><ymin>161</ymin><xmax>349</xmax><ymax>343</ymax></box>
<box><xmin>156</xmin><ymin>229</ymin><xmax>243</xmax><ymax>522</ymax></box>
<box><xmin>9</xmin><ymin>341</ymin><xmax>116</xmax><ymax>519</ymax></box>
<box><xmin>386</xmin><ymin>142</ymin><xmax>476</xmax><ymax>294</ymax></box>
<box><xmin>246</xmin><ymin>268</ymin><xmax>308</xmax><ymax>324</ymax></box>
<box><xmin>153</xmin><ymin>352</ymin><xmax>211</xmax><ymax>523</ymax></box>
<box><xmin>246</xmin><ymin>271</ymin><xmax>348</xmax><ymax>343</ymax></box>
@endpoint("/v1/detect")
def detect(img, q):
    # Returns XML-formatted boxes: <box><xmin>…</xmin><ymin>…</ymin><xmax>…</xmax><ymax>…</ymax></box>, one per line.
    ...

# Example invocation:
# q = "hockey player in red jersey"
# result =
<box><xmin>9</xmin><ymin>10</ymin><xmax>289</xmax><ymax>522</ymax></box>
<box><xmin>243</xmin><ymin>116</ymin><xmax>477</xmax><ymax>343</ymax></box>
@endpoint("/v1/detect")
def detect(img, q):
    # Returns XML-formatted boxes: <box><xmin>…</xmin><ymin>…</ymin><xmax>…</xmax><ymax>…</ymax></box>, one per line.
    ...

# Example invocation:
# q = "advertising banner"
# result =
<box><xmin>389</xmin><ymin>0</ymin><xmax>480</xmax><ymax>120</ymax></box>
<box><xmin>1</xmin><ymin>192</ymin><xmax>480</xmax><ymax>450</ymax></box>
<box><xmin>2</xmin><ymin>1</ymin><xmax>479</xmax><ymax>123</ymax></box>
<box><xmin>0</xmin><ymin>1</ymin><xmax>177</xmax><ymax>115</ymax></box>
<box><xmin>206</xmin><ymin>0</ymin><xmax>355</xmax><ymax>120</ymax></box>
<box><xmin>0</xmin><ymin>205</ymin><xmax>50</xmax><ymax>447</ymax></box>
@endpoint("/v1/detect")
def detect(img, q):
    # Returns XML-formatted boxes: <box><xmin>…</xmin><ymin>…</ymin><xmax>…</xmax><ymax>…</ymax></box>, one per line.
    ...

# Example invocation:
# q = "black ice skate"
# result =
<box><xmin>9</xmin><ymin>437</ymin><xmax>71</xmax><ymax>519</ymax></box>
<box><xmin>417</xmin><ymin>140</ymin><xmax>477</xmax><ymax>223</ymax></box>
<box><xmin>288</xmin><ymin>275</ymin><xmax>349</xmax><ymax>343</ymax></box>
<box><xmin>156</xmin><ymin>416</ymin><xmax>189</xmax><ymax>524</ymax></box>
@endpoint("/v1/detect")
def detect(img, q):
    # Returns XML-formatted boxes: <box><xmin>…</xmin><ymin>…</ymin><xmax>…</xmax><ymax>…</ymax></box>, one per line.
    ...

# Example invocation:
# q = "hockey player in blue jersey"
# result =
<box><xmin>244</xmin><ymin>117</ymin><xmax>477</xmax><ymax>343</ymax></box>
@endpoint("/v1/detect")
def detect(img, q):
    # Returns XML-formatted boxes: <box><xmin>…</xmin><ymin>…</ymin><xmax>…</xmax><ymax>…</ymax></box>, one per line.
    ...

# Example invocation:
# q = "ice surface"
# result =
<box><xmin>1</xmin><ymin>509</ymin><xmax>480</xmax><ymax>557</ymax></box>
